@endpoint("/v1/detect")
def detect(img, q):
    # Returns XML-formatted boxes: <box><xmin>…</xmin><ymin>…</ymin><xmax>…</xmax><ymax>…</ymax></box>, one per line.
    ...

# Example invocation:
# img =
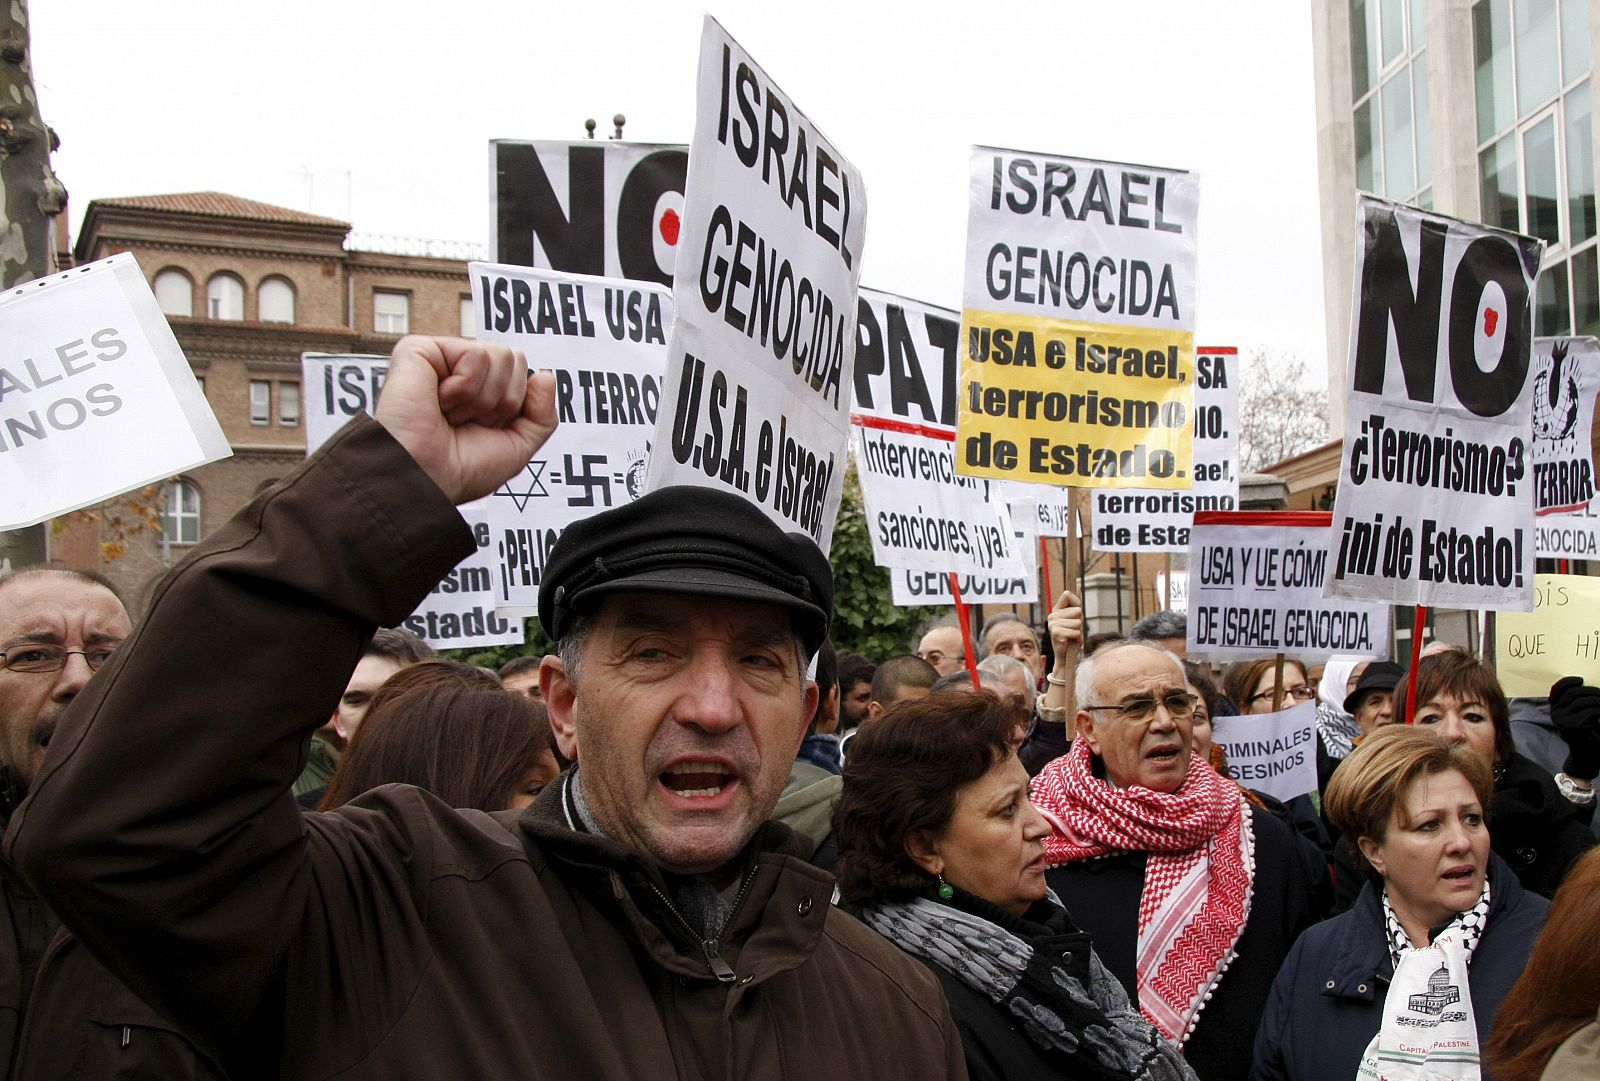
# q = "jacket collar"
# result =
<box><xmin>512</xmin><ymin>772</ymin><xmax>831</xmax><ymax>984</ymax></box>
<box><xmin>1324</xmin><ymin>850</ymin><xmax>1524</xmax><ymax>1003</ymax></box>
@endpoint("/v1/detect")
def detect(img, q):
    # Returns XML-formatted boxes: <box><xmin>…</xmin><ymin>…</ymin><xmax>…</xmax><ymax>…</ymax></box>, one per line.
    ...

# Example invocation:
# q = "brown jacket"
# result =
<box><xmin>5</xmin><ymin>417</ymin><xmax>965</xmax><ymax>1081</ymax></box>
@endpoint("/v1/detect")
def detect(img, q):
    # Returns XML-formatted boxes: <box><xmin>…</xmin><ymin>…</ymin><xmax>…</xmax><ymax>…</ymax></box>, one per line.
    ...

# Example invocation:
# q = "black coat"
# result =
<box><xmin>922</xmin><ymin>897</ymin><xmax>1103</xmax><ymax>1081</ymax></box>
<box><xmin>1044</xmin><ymin>806</ymin><xmax>1314</xmax><ymax>1081</ymax></box>
<box><xmin>1250</xmin><ymin>853</ymin><xmax>1547</xmax><ymax>1081</ymax></box>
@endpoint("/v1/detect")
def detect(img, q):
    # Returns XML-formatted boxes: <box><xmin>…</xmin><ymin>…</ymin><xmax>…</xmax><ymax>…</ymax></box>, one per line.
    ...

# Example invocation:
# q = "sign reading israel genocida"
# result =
<box><xmin>955</xmin><ymin>148</ymin><xmax>1199</xmax><ymax>488</ymax></box>
<box><xmin>1</xmin><ymin>254</ymin><xmax>230</xmax><ymax>531</ymax></box>
<box><xmin>1328</xmin><ymin>195</ymin><xmax>1544</xmax><ymax>609</ymax></box>
<box><xmin>646</xmin><ymin>16</ymin><xmax>866</xmax><ymax>551</ymax></box>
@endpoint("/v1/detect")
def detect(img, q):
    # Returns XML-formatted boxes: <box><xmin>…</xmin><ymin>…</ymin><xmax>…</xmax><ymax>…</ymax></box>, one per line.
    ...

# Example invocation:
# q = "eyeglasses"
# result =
<box><xmin>0</xmin><ymin>644</ymin><xmax>119</xmax><ymax>673</ymax></box>
<box><xmin>1250</xmin><ymin>686</ymin><xmax>1316</xmax><ymax>705</ymax></box>
<box><xmin>919</xmin><ymin>650</ymin><xmax>963</xmax><ymax>665</ymax></box>
<box><xmin>1082</xmin><ymin>691</ymin><xmax>1197</xmax><ymax>724</ymax></box>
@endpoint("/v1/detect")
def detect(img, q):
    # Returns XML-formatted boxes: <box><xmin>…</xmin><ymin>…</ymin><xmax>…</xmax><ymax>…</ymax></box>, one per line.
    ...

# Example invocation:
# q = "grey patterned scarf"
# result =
<box><xmin>860</xmin><ymin>891</ymin><xmax>1197</xmax><ymax>1081</ymax></box>
<box><xmin>1383</xmin><ymin>880</ymin><xmax>1491</xmax><ymax>970</ymax></box>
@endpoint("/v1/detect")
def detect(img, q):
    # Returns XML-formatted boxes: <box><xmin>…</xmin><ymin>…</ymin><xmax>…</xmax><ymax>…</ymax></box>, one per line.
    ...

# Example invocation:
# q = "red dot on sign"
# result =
<box><xmin>659</xmin><ymin>209</ymin><xmax>680</xmax><ymax>246</ymax></box>
<box><xmin>1484</xmin><ymin>308</ymin><xmax>1500</xmax><ymax>336</ymax></box>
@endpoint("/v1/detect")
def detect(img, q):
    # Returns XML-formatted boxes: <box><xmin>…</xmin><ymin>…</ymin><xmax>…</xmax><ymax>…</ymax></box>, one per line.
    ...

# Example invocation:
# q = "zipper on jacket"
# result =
<box><xmin>645</xmin><ymin>866</ymin><xmax>758</xmax><ymax>986</ymax></box>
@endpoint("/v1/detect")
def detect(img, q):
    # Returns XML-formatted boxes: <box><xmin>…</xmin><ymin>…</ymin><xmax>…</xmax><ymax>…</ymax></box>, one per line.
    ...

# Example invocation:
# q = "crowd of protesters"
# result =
<box><xmin>2</xmin><ymin>336</ymin><xmax>1598</xmax><ymax>1080</ymax></box>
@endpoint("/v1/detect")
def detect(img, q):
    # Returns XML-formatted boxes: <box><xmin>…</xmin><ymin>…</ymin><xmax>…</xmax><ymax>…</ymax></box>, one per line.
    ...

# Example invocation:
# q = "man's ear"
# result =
<box><xmin>866</xmin><ymin>700</ymin><xmax>884</xmax><ymax>720</ymax></box>
<box><xmin>904</xmin><ymin>830</ymin><xmax>943</xmax><ymax>877</ymax></box>
<box><xmin>543</xmin><ymin>655</ymin><xmax>579</xmax><ymax>761</ymax></box>
<box><xmin>792</xmin><ymin>680</ymin><xmax>820</xmax><ymax>754</ymax></box>
<box><xmin>1075</xmin><ymin>710</ymin><xmax>1099</xmax><ymax>755</ymax></box>
<box><xmin>331</xmin><ymin>710</ymin><xmax>351</xmax><ymax>744</ymax></box>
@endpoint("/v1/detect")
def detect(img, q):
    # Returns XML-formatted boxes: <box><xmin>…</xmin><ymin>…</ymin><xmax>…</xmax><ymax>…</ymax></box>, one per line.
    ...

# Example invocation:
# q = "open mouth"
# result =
<box><xmin>1441</xmin><ymin>864</ymin><xmax>1476</xmax><ymax>884</ymax></box>
<box><xmin>1146</xmin><ymin>743</ymin><xmax>1182</xmax><ymax>765</ymax></box>
<box><xmin>659</xmin><ymin>760</ymin><xmax>736</xmax><ymax>800</ymax></box>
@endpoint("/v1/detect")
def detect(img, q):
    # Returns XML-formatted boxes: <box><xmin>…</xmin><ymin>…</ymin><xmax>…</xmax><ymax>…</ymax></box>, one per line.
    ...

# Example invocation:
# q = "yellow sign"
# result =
<box><xmin>955</xmin><ymin>312</ymin><xmax>1195</xmax><ymax>485</ymax></box>
<box><xmin>1494</xmin><ymin>573</ymin><xmax>1600</xmax><ymax>696</ymax></box>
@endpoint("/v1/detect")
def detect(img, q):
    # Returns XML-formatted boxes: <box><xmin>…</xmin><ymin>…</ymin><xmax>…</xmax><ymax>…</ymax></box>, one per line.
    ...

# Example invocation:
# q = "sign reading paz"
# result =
<box><xmin>1</xmin><ymin>254</ymin><xmax>230</xmax><ymax>530</ymax></box>
<box><xmin>647</xmin><ymin>16</ymin><xmax>867</xmax><ymax>549</ymax></box>
<box><xmin>470</xmin><ymin>262</ymin><xmax>670</xmax><ymax>614</ymax></box>
<box><xmin>1494</xmin><ymin>573</ymin><xmax>1600</xmax><ymax>697</ymax></box>
<box><xmin>1329</xmin><ymin>196</ymin><xmax>1544</xmax><ymax>609</ymax></box>
<box><xmin>1188</xmin><ymin>511</ymin><xmax>1389</xmax><ymax>659</ymax></box>
<box><xmin>852</xmin><ymin>288</ymin><xmax>1021</xmax><ymax>578</ymax></box>
<box><xmin>955</xmin><ymin>148</ymin><xmax>1199</xmax><ymax>488</ymax></box>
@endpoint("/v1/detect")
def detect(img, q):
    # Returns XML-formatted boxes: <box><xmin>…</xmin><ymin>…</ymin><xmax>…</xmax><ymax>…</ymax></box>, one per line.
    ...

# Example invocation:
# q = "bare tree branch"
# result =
<box><xmin>1238</xmin><ymin>349</ymin><xmax>1331</xmax><ymax>472</ymax></box>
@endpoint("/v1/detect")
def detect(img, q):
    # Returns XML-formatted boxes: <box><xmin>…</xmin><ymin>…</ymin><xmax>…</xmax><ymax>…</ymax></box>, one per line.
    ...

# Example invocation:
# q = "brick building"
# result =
<box><xmin>48</xmin><ymin>192</ymin><xmax>478</xmax><ymax>612</ymax></box>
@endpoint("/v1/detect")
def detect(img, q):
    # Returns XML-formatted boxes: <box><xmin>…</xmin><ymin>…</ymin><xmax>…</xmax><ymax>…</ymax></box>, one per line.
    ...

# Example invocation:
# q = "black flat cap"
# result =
<box><xmin>1344</xmin><ymin>660</ymin><xmax>1404</xmax><ymax>714</ymax></box>
<box><xmin>537</xmin><ymin>486</ymin><xmax>833</xmax><ymax>655</ymax></box>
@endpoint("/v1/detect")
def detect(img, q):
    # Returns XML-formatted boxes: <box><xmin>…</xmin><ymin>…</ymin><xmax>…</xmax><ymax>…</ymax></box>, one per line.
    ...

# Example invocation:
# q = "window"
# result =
<box><xmin>278</xmin><ymin>381</ymin><xmax>301</xmax><ymax>427</ymax></box>
<box><xmin>259</xmin><ymin>277</ymin><xmax>296</xmax><ymax>324</ymax></box>
<box><xmin>460</xmin><ymin>296</ymin><xmax>476</xmax><ymax>338</ymax></box>
<box><xmin>250</xmin><ymin>380</ymin><xmax>271</xmax><ymax>425</ymax></box>
<box><xmin>163</xmin><ymin>479</ymin><xmax>201</xmax><ymax>546</ymax></box>
<box><xmin>1473</xmin><ymin>0</ymin><xmax>1595</xmax><ymax>335</ymax></box>
<box><xmin>153</xmin><ymin>269</ymin><xmax>194</xmax><ymax>317</ymax></box>
<box><xmin>374</xmin><ymin>291</ymin><xmax>410</xmax><ymax>335</ymax></box>
<box><xmin>206</xmin><ymin>274</ymin><xmax>245</xmax><ymax>321</ymax></box>
<box><xmin>1350</xmin><ymin>0</ymin><xmax>1432</xmax><ymax>206</ymax></box>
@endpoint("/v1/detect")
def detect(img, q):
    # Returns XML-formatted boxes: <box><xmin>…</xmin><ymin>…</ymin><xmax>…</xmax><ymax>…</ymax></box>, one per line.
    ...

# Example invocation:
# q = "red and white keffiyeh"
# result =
<box><xmin>1031</xmin><ymin>738</ymin><xmax>1256</xmax><ymax>1046</ymax></box>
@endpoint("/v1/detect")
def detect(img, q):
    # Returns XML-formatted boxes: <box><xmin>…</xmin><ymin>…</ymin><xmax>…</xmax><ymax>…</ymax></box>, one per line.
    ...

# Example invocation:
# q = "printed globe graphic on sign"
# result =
<box><xmin>626</xmin><ymin>449</ymin><xmax>650</xmax><ymax>501</ymax></box>
<box><xmin>1533</xmin><ymin>340</ymin><xmax>1581</xmax><ymax>444</ymax></box>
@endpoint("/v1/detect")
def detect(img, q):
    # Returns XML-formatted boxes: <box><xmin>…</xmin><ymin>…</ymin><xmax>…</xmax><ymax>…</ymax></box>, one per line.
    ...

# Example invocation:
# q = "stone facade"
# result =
<box><xmin>51</xmin><ymin>192</ymin><xmax>475</xmax><ymax>613</ymax></box>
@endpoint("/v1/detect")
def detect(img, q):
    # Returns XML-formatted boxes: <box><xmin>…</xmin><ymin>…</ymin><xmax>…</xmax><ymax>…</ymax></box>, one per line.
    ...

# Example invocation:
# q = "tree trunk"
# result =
<box><xmin>0</xmin><ymin>0</ymin><xmax>62</xmax><ymax>566</ymax></box>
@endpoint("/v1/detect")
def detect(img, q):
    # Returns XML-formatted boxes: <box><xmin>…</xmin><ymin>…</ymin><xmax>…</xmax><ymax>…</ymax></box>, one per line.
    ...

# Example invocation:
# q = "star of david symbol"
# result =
<box><xmin>495</xmin><ymin>459</ymin><xmax>549</xmax><ymax>512</ymax></box>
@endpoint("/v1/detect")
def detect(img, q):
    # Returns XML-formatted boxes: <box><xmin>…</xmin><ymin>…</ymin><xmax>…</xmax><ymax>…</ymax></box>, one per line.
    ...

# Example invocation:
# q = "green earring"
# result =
<box><xmin>937</xmin><ymin>875</ymin><xmax>954</xmax><ymax>900</ymax></box>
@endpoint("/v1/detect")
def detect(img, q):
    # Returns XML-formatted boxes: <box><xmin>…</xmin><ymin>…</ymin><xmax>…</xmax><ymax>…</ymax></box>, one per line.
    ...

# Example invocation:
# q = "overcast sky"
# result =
<box><xmin>29</xmin><ymin>0</ymin><xmax>1330</xmax><ymax>386</ymax></box>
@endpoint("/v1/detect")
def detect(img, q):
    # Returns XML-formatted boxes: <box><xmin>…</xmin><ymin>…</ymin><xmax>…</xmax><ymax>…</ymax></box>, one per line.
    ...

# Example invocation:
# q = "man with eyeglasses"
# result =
<box><xmin>0</xmin><ymin>567</ymin><xmax>224</xmax><ymax>1077</ymax></box>
<box><xmin>915</xmin><ymin>624</ymin><xmax>965</xmax><ymax>676</ymax></box>
<box><xmin>1029</xmin><ymin>640</ymin><xmax>1314</xmax><ymax>1081</ymax></box>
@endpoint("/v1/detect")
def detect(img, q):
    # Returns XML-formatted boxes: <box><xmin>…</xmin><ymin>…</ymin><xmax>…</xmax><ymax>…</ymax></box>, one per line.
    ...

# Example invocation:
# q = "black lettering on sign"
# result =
<box><xmin>496</xmin><ymin>143</ymin><xmax>605</xmax><ymax>274</ymax></box>
<box><xmin>1352</xmin><ymin>206</ymin><xmax>1536</xmax><ymax>417</ymax></box>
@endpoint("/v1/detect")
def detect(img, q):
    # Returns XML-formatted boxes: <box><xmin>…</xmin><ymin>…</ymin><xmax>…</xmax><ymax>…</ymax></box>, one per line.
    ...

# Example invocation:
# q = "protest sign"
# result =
<box><xmin>1211</xmin><ymin>700</ymin><xmax>1318</xmax><ymax>801</ymax></box>
<box><xmin>1536</xmin><ymin>506</ymin><xmax>1600</xmax><ymax>559</ymax></box>
<box><xmin>1092</xmin><ymin>346</ymin><xmax>1241</xmax><ymax>551</ymax></box>
<box><xmin>1188</xmin><ymin>510</ymin><xmax>1390</xmax><ymax>659</ymax></box>
<box><xmin>1328</xmin><ymin>195</ymin><xmax>1544</xmax><ymax>609</ymax></box>
<box><xmin>300</xmin><ymin>353</ymin><xmax>389</xmax><ymax>455</ymax></box>
<box><xmin>402</xmin><ymin>506</ymin><xmax>527</xmax><ymax>650</ymax></box>
<box><xmin>891</xmin><ymin>569</ymin><xmax>1036</xmax><ymax>607</ymax></box>
<box><xmin>1493</xmin><ymin>573</ymin><xmax>1600</xmax><ymax>696</ymax></box>
<box><xmin>851</xmin><ymin>288</ymin><xmax>1021</xmax><ymax>577</ymax></box>
<box><xmin>469</xmin><ymin>261</ymin><xmax>670</xmax><ymax>614</ymax></box>
<box><xmin>954</xmin><ymin>148</ymin><xmax>1200</xmax><ymax>489</ymax></box>
<box><xmin>491</xmin><ymin>140</ymin><xmax>688</xmax><ymax>286</ymax></box>
<box><xmin>646</xmin><ymin>17</ymin><xmax>867</xmax><ymax>550</ymax></box>
<box><xmin>1531</xmin><ymin>335</ymin><xmax>1600</xmax><ymax>517</ymax></box>
<box><xmin>1</xmin><ymin>254</ymin><xmax>230</xmax><ymax>530</ymax></box>
<box><xmin>998</xmin><ymin>480</ymin><xmax>1075</xmax><ymax>538</ymax></box>
<box><xmin>1156</xmin><ymin>569</ymin><xmax>1189</xmax><ymax>612</ymax></box>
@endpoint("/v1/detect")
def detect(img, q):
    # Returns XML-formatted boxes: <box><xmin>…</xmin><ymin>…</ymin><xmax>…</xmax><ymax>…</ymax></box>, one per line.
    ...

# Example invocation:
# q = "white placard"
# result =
<box><xmin>891</xmin><ymin>568</ymin><xmax>1036</xmax><ymax>607</ymax></box>
<box><xmin>401</xmin><ymin>506</ymin><xmax>526</xmax><ymax>649</ymax></box>
<box><xmin>1531</xmin><ymin>335</ymin><xmax>1600</xmax><ymax>519</ymax></box>
<box><xmin>1157</xmin><ymin>570</ymin><xmax>1189</xmax><ymax>612</ymax></box>
<box><xmin>1536</xmin><ymin>506</ymin><xmax>1600</xmax><ymax>559</ymax></box>
<box><xmin>1092</xmin><ymin>346</ymin><xmax>1242</xmax><ymax>551</ymax></box>
<box><xmin>646</xmin><ymin>16</ymin><xmax>867</xmax><ymax>550</ymax></box>
<box><xmin>852</xmin><ymin>289</ymin><xmax>1021</xmax><ymax>576</ymax></box>
<box><xmin>1</xmin><ymin>254</ymin><xmax>230</xmax><ymax>529</ymax></box>
<box><xmin>491</xmin><ymin>139</ymin><xmax>688</xmax><ymax>286</ymax></box>
<box><xmin>955</xmin><ymin>148</ymin><xmax>1200</xmax><ymax>489</ymax></box>
<box><xmin>301</xmin><ymin>353</ymin><xmax>390</xmax><ymax>455</ymax></box>
<box><xmin>1188</xmin><ymin>511</ymin><xmax>1390</xmax><ymax>659</ymax></box>
<box><xmin>1211</xmin><ymin>699</ymin><xmax>1318</xmax><ymax>802</ymax></box>
<box><xmin>469</xmin><ymin>262</ymin><xmax>670</xmax><ymax>615</ymax></box>
<box><xmin>1328</xmin><ymin>196</ymin><xmax>1544</xmax><ymax>609</ymax></box>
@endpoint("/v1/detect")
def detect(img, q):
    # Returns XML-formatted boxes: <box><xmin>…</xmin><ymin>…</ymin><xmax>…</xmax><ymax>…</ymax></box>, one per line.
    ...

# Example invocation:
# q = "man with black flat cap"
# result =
<box><xmin>6</xmin><ymin>337</ymin><xmax>966</xmax><ymax>1081</ymax></box>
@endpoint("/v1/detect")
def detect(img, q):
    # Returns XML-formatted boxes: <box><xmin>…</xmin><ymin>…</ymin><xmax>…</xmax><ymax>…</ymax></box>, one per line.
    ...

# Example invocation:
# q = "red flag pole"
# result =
<box><xmin>1040</xmin><ymin>536</ymin><xmax>1053</xmax><ymax>608</ymax></box>
<box><xmin>950</xmin><ymin>573</ymin><xmax>982</xmax><ymax>688</ymax></box>
<box><xmin>1406</xmin><ymin>604</ymin><xmax>1429</xmax><ymax>722</ymax></box>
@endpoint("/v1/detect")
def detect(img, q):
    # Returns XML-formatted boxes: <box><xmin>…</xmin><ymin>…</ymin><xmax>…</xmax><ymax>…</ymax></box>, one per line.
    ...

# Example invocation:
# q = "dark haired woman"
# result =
<box><xmin>834</xmin><ymin>692</ymin><xmax>1195</xmax><ymax>1081</ymax></box>
<box><xmin>317</xmin><ymin>659</ymin><xmax>559</xmax><ymax>811</ymax></box>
